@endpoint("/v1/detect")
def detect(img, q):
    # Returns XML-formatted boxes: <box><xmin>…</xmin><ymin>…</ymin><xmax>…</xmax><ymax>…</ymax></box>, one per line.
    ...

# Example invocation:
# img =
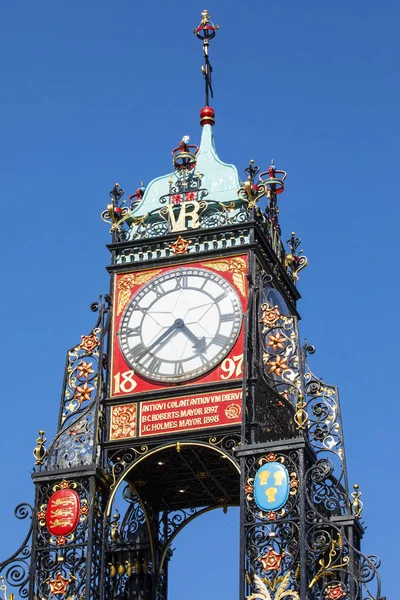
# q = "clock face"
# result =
<box><xmin>118</xmin><ymin>267</ymin><xmax>242</xmax><ymax>383</ymax></box>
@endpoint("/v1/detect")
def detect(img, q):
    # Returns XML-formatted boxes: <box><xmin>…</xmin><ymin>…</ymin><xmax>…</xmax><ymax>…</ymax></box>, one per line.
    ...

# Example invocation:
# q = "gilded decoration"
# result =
<box><xmin>259</xmin><ymin>548</ymin><xmax>285</xmax><ymax>572</ymax></box>
<box><xmin>36</xmin><ymin>480</ymin><xmax>89</xmax><ymax>547</ymax></box>
<box><xmin>253</xmin><ymin>462</ymin><xmax>290</xmax><ymax>512</ymax></box>
<box><xmin>76</xmin><ymin>361</ymin><xmax>95</xmax><ymax>380</ymax></box>
<box><xmin>260</xmin><ymin>301</ymin><xmax>301</xmax><ymax>406</ymax></box>
<box><xmin>169</xmin><ymin>235</ymin><xmax>192</xmax><ymax>255</ymax></box>
<box><xmin>246</xmin><ymin>454</ymin><xmax>298</xmax><ymax>521</ymax></box>
<box><xmin>73</xmin><ymin>382</ymin><xmax>95</xmax><ymax>406</ymax></box>
<box><xmin>202</xmin><ymin>256</ymin><xmax>247</xmax><ymax>297</ymax></box>
<box><xmin>325</xmin><ymin>584</ymin><xmax>347</xmax><ymax>600</ymax></box>
<box><xmin>246</xmin><ymin>572</ymin><xmax>300</xmax><ymax>600</ymax></box>
<box><xmin>47</xmin><ymin>572</ymin><xmax>73</xmax><ymax>596</ymax></box>
<box><xmin>0</xmin><ymin>577</ymin><xmax>14</xmax><ymax>600</ymax></box>
<box><xmin>110</xmin><ymin>404</ymin><xmax>137</xmax><ymax>440</ymax></box>
<box><xmin>58</xmin><ymin>315</ymin><xmax>103</xmax><ymax>429</ymax></box>
<box><xmin>224</xmin><ymin>403</ymin><xmax>241</xmax><ymax>419</ymax></box>
<box><xmin>79</xmin><ymin>333</ymin><xmax>99</xmax><ymax>353</ymax></box>
<box><xmin>33</xmin><ymin>430</ymin><xmax>47</xmax><ymax>466</ymax></box>
<box><xmin>351</xmin><ymin>484</ymin><xmax>363</xmax><ymax>518</ymax></box>
<box><xmin>260</xmin><ymin>305</ymin><xmax>281</xmax><ymax>327</ymax></box>
<box><xmin>117</xmin><ymin>270</ymin><xmax>162</xmax><ymax>316</ymax></box>
<box><xmin>308</xmin><ymin>534</ymin><xmax>349</xmax><ymax>589</ymax></box>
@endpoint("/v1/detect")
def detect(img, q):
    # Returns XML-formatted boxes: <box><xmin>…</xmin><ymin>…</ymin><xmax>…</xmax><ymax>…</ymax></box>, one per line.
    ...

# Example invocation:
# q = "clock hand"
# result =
<box><xmin>179</xmin><ymin>323</ymin><xmax>207</xmax><ymax>353</ymax></box>
<box><xmin>137</xmin><ymin>320</ymin><xmax>180</xmax><ymax>359</ymax></box>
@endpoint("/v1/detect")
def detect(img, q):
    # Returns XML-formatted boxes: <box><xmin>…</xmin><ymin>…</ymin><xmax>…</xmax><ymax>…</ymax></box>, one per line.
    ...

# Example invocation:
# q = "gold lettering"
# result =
<box><xmin>258</xmin><ymin>471</ymin><xmax>270</xmax><ymax>486</ymax></box>
<box><xmin>162</xmin><ymin>201</ymin><xmax>203</xmax><ymax>232</ymax></box>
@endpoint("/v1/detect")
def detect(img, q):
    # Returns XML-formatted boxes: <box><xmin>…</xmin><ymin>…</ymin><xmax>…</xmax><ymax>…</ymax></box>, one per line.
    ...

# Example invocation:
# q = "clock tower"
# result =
<box><xmin>0</xmin><ymin>11</ymin><xmax>385</xmax><ymax>600</ymax></box>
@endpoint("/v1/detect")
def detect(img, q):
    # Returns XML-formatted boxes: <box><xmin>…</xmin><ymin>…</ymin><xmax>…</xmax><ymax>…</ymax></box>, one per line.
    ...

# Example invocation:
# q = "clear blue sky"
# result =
<box><xmin>0</xmin><ymin>1</ymin><xmax>398</xmax><ymax>598</ymax></box>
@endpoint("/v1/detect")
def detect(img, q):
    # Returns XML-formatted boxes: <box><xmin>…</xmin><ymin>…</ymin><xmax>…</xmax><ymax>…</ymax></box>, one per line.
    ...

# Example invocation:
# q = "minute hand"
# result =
<box><xmin>180</xmin><ymin>324</ymin><xmax>206</xmax><ymax>352</ymax></box>
<box><xmin>138</xmin><ymin>321</ymin><xmax>179</xmax><ymax>358</ymax></box>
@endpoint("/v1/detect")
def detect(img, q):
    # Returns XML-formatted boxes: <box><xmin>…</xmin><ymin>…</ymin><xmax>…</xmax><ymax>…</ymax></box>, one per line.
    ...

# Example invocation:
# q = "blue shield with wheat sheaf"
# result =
<box><xmin>254</xmin><ymin>462</ymin><xmax>290</xmax><ymax>511</ymax></box>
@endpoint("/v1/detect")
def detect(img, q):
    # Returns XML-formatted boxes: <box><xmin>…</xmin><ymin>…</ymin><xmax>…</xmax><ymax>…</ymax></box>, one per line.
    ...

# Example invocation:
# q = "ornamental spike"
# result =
<box><xmin>193</xmin><ymin>10</ymin><xmax>219</xmax><ymax>125</ymax></box>
<box><xmin>33</xmin><ymin>430</ymin><xmax>47</xmax><ymax>466</ymax></box>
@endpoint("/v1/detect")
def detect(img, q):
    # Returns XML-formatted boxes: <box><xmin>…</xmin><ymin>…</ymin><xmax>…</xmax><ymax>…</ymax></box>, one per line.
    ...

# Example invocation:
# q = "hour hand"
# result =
<box><xmin>139</xmin><ymin>320</ymin><xmax>179</xmax><ymax>358</ymax></box>
<box><xmin>179</xmin><ymin>323</ymin><xmax>206</xmax><ymax>352</ymax></box>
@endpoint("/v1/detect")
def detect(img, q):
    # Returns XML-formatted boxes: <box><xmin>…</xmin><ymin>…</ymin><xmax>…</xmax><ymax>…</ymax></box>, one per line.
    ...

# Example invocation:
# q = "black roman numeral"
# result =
<box><xmin>220</xmin><ymin>313</ymin><xmax>234</xmax><ymax>322</ymax></box>
<box><xmin>198</xmin><ymin>353</ymin><xmax>208</xmax><ymax>365</ymax></box>
<box><xmin>174</xmin><ymin>362</ymin><xmax>184</xmax><ymax>375</ymax></box>
<box><xmin>125</xmin><ymin>326</ymin><xmax>141</xmax><ymax>336</ymax></box>
<box><xmin>213</xmin><ymin>334</ymin><xmax>229</xmax><ymax>347</ymax></box>
<box><xmin>215</xmin><ymin>292</ymin><xmax>227</xmax><ymax>303</ymax></box>
<box><xmin>144</xmin><ymin>356</ymin><xmax>162</xmax><ymax>373</ymax></box>
<box><xmin>129</xmin><ymin>343</ymin><xmax>146</xmax><ymax>360</ymax></box>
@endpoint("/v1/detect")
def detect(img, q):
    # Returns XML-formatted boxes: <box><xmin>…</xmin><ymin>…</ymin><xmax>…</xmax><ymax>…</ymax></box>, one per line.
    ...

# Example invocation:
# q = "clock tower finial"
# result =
<box><xmin>194</xmin><ymin>10</ymin><xmax>219</xmax><ymax>126</ymax></box>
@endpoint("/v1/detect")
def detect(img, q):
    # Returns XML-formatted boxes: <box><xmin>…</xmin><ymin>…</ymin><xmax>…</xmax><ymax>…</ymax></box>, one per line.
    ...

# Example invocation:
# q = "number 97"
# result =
<box><xmin>220</xmin><ymin>354</ymin><xmax>244</xmax><ymax>380</ymax></box>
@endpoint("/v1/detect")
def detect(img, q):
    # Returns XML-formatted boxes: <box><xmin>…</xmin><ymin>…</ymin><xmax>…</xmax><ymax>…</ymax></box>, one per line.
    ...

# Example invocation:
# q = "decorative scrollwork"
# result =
<box><xmin>46</xmin><ymin>404</ymin><xmax>97</xmax><ymax>470</ymax></box>
<box><xmin>303</xmin><ymin>356</ymin><xmax>349</xmax><ymax>505</ymax></box>
<box><xmin>304</xmin><ymin>460</ymin><xmax>383</xmax><ymax>600</ymax></box>
<box><xmin>259</xmin><ymin>302</ymin><xmax>301</xmax><ymax>406</ymax></box>
<box><xmin>0</xmin><ymin>503</ymin><xmax>33</xmax><ymax>599</ymax></box>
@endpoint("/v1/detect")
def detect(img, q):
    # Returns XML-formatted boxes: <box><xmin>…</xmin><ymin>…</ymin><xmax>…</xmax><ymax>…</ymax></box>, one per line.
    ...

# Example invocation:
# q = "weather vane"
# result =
<box><xmin>193</xmin><ymin>10</ymin><xmax>219</xmax><ymax>107</ymax></box>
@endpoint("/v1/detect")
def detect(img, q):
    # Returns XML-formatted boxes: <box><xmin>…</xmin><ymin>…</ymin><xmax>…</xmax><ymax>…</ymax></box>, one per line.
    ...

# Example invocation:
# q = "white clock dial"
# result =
<box><xmin>118</xmin><ymin>267</ymin><xmax>242</xmax><ymax>382</ymax></box>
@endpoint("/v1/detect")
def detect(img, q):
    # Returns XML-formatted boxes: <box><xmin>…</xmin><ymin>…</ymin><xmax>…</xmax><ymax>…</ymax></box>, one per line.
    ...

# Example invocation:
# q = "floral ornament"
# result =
<box><xmin>247</xmin><ymin>572</ymin><xmax>299</xmax><ymax>600</ymax></box>
<box><xmin>37</xmin><ymin>507</ymin><xmax>46</xmax><ymax>521</ymax></box>
<box><xmin>186</xmin><ymin>191</ymin><xmax>196</xmax><ymax>201</ymax></box>
<box><xmin>325</xmin><ymin>583</ymin><xmax>347</xmax><ymax>600</ymax></box>
<box><xmin>266</xmin><ymin>453</ymin><xmax>277</xmax><ymax>462</ymax></box>
<box><xmin>79</xmin><ymin>333</ymin><xmax>99</xmax><ymax>353</ymax></box>
<box><xmin>266</xmin><ymin>332</ymin><xmax>286</xmax><ymax>351</ymax></box>
<box><xmin>172</xmin><ymin>194</ymin><xmax>182</xmax><ymax>204</ymax></box>
<box><xmin>56</xmin><ymin>535</ymin><xmax>68</xmax><ymax>546</ymax></box>
<box><xmin>260</xmin><ymin>304</ymin><xmax>281</xmax><ymax>327</ymax></box>
<box><xmin>266</xmin><ymin>355</ymin><xmax>288</xmax><ymax>376</ymax></box>
<box><xmin>203</xmin><ymin>257</ymin><xmax>247</xmax><ymax>297</ymax></box>
<box><xmin>289</xmin><ymin>474</ymin><xmax>299</xmax><ymax>495</ymax></box>
<box><xmin>169</xmin><ymin>235</ymin><xmax>192</xmax><ymax>255</ymax></box>
<box><xmin>224</xmin><ymin>403</ymin><xmax>241</xmax><ymax>419</ymax></box>
<box><xmin>111</xmin><ymin>404</ymin><xmax>137</xmax><ymax>440</ymax></box>
<box><xmin>74</xmin><ymin>382</ymin><xmax>95</xmax><ymax>406</ymax></box>
<box><xmin>266</xmin><ymin>511</ymin><xmax>278</xmax><ymax>521</ymax></box>
<box><xmin>117</xmin><ymin>270</ymin><xmax>162</xmax><ymax>315</ymax></box>
<box><xmin>258</xmin><ymin>548</ymin><xmax>285</xmax><ymax>572</ymax></box>
<box><xmin>244</xmin><ymin>483</ymin><xmax>254</xmax><ymax>495</ymax></box>
<box><xmin>48</xmin><ymin>573</ymin><xmax>72</xmax><ymax>595</ymax></box>
<box><xmin>80</xmin><ymin>500</ymin><xmax>89</xmax><ymax>517</ymax></box>
<box><xmin>76</xmin><ymin>361</ymin><xmax>95</xmax><ymax>380</ymax></box>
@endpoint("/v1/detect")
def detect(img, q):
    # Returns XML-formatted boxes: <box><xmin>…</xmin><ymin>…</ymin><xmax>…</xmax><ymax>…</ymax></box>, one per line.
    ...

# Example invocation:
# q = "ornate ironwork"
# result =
<box><xmin>33</xmin><ymin>430</ymin><xmax>47</xmax><ymax>466</ymax></box>
<box><xmin>259</xmin><ymin>301</ymin><xmax>301</xmax><ymax>406</ymax></box>
<box><xmin>38</xmin><ymin>298</ymin><xmax>109</xmax><ymax>472</ymax></box>
<box><xmin>0</xmin><ymin>504</ymin><xmax>33</xmax><ymax>600</ymax></box>
<box><xmin>305</xmin><ymin>460</ymin><xmax>383</xmax><ymax>600</ymax></box>
<box><xmin>303</xmin><ymin>346</ymin><xmax>349</xmax><ymax>506</ymax></box>
<box><xmin>241</xmin><ymin>447</ymin><xmax>302</xmax><ymax>600</ymax></box>
<box><xmin>30</xmin><ymin>477</ymin><xmax>107</xmax><ymax>600</ymax></box>
<box><xmin>193</xmin><ymin>10</ymin><xmax>219</xmax><ymax>107</ymax></box>
<box><xmin>285</xmin><ymin>232</ymin><xmax>308</xmax><ymax>282</ymax></box>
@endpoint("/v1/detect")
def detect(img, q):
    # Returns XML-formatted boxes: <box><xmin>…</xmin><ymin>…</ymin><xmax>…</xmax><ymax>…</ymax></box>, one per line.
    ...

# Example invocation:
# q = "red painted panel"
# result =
<box><xmin>110</xmin><ymin>254</ymin><xmax>248</xmax><ymax>398</ymax></box>
<box><xmin>46</xmin><ymin>489</ymin><xmax>80</xmax><ymax>537</ymax></box>
<box><xmin>139</xmin><ymin>388</ymin><xmax>242</xmax><ymax>437</ymax></box>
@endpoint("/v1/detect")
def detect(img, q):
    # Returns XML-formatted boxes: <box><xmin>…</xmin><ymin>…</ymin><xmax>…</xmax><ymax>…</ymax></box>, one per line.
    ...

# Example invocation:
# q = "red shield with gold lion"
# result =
<box><xmin>46</xmin><ymin>489</ymin><xmax>80</xmax><ymax>537</ymax></box>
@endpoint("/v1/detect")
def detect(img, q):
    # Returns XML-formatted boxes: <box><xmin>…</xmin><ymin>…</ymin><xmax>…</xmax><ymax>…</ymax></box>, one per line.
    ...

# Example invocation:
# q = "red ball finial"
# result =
<box><xmin>200</xmin><ymin>106</ymin><xmax>215</xmax><ymax>126</ymax></box>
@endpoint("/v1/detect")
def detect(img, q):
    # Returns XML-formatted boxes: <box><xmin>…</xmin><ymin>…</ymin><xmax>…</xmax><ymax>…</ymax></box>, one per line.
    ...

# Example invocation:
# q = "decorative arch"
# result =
<box><xmin>106</xmin><ymin>438</ymin><xmax>241</xmax><ymax>516</ymax></box>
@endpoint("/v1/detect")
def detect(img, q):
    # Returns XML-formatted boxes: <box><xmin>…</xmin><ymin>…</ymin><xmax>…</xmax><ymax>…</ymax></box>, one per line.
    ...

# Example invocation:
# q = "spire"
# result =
<box><xmin>193</xmin><ymin>10</ymin><xmax>219</xmax><ymax>126</ymax></box>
